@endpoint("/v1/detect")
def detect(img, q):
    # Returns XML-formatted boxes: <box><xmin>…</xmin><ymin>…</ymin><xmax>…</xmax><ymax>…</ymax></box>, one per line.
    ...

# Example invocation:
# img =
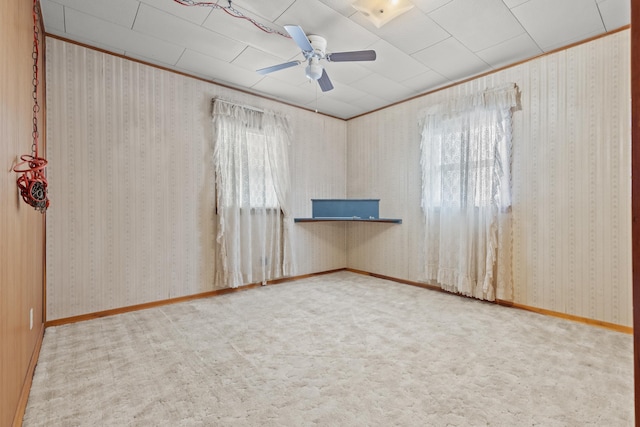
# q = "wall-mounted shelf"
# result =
<box><xmin>294</xmin><ymin>199</ymin><xmax>402</xmax><ymax>224</ymax></box>
<box><xmin>294</xmin><ymin>217</ymin><xmax>402</xmax><ymax>224</ymax></box>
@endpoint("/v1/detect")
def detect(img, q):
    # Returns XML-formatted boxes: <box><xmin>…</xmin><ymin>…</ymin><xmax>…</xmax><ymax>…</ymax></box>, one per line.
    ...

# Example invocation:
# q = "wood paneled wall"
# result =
<box><xmin>44</xmin><ymin>38</ymin><xmax>347</xmax><ymax>321</ymax></box>
<box><xmin>630</xmin><ymin>0</ymin><xmax>639</xmax><ymax>422</ymax></box>
<box><xmin>0</xmin><ymin>0</ymin><xmax>46</xmax><ymax>425</ymax></box>
<box><xmin>347</xmin><ymin>30</ymin><xmax>632</xmax><ymax>327</ymax></box>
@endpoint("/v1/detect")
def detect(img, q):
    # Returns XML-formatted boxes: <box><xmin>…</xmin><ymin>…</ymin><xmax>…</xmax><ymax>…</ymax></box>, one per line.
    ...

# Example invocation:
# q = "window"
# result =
<box><xmin>434</xmin><ymin>123</ymin><xmax>505</xmax><ymax>209</ymax></box>
<box><xmin>212</xmin><ymin>100</ymin><xmax>294</xmax><ymax>288</ymax></box>
<box><xmin>219</xmin><ymin>131</ymin><xmax>279</xmax><ymax>209</ymax></box>
<box><xmin>419</xmin><ymin>84</ymin><xmax>518</xmax><ymax>301</ymax></box>
<box><xmin>244</xmin><ymin>132</ymin><xmax>279</xmax><ymax>209</ymax></box>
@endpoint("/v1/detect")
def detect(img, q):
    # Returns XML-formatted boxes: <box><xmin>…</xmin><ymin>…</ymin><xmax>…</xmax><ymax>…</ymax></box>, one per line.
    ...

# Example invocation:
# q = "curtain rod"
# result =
<box><xmin>213</xmin><ymin>98</ymin><xmax>264</xmax><ymax>113</ymax></box>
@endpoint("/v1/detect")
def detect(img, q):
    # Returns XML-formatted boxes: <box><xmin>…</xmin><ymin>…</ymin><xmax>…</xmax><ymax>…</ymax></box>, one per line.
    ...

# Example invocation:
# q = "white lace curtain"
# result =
<box><xmin>419</xmin><ymin>84</ymin><xmax>518</xmax><ymax>301</ymax></box>
<box><xmin>212</xmin><ymin>99</ymin><xmax>295</xmax><ymax>288</ymax></box>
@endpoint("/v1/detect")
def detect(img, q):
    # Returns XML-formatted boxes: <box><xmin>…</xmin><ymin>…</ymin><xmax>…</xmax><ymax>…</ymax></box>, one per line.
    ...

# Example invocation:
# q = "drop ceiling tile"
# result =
<box><xmin>138</xmin><ymin>0</ymin><xmax>213</xmax><ymax>25</ymax></box>
<box><xmin>475</xmin><ymin>33</ymin><xmax>543</xmax><ymax>69</ymax></box>
<box><xmin>503</xmin><ymin>0</ymin><xmax>530</xmax><ymax>7</ymax></box>
<box><xmin>323</xmin><ymin>80</ymin><xmax>369</xmax><ymax>104</ymax></box>
<box><xmin>274</xmin><ymin>0</ymin><xmax>379</xmax><ymax>53</ymax></box>
<box><xmin>41</xmin><ymin>1</ymin><xmax>65</xmax><ymax>32</ymax></box>
<box><xmin>317</xmin><ymin>0</ymin><xmax>359</xmax><ymax>18</ymax></box>
<box><xmin>322</xmin><ymin>62</ymin><xmax>372</xmax><ymax>85</ymax></box>
<box><xmin>597</xmin><ymin>0</ymin><xmax>631</xmax><ymax>31</ymax></box>
<box><xmin>400</xmin><ymin>70</ymin><xmax>451</xmax><ymax>93</ymax></box>
<box><xmin>228</xmin><ymin>0</ymin><xmax>296</xmax><ymax>22</ymax></box>
<box><xmin>429</xmin><ymin>0</ymin><xmax>526</xmax><ymax>52</ymax></box>
<box><xmin>412</xmin><ymin>37</ymin><xmax>491</xmax><ymax>81</ymax></box>
<box><xmin>412</xmin><ymin>0</ymin><xmax>454</xmax><ymax>14</ymax></box>
<box><xmin>176</xmin><ymin>49</ymin><xmax>263</xmax><ymax>88</ymax></box>
<box><xmin>350</xmin><ymin>7</ymin><xmax>449</xmax><ymax>55</ymax></box>
<box><xmin>350</xmin><ymin>73</ymin><xmax>416</xmax><ymax>102</ymax></box>
<box><xmin>511</xmin><ymin>0</ymin><xmax>605</xmax><ymax>51</ymax></box>
<box><xmin>349</xmin><ymin>93</ymin><xmax>392</xmax><ymax>112</ymax></box>
<box><xmin>304</xmin><ymin>96</ymin><xmax>362</xmax><ymax>119</ymax></box>
<box><xmin>52</xmin><ymin>0</ymin><xmax>139</xmax><ymax>28</ymax></box>
<box><xmin>231</xmin><ymin>47</ymin><xmax>293</xmax><ymax>73</ymax></box>
<box><xmin>364</xmin><ymin>39</ymin><xmax>431</xmax><ymax>82</ymax></box>
<box><xmin>201</xmin><ymin>8</ymin><xmax>300</xmax><ymax>60</ymax></box>
<box><xmin>250</xmin><ymin>77</ymin><xmax>318</xmax><ymax>106</ymax></box>
<box><xmin>64</xmin><ymin>8</ymin><xmax>184</xmax><ymax>65</ymax></box>
<box><xmin>133</xmin><ymin>4</ymin><xmax>246</xmax><ymax>62</ymax></box>
<box><xmin>296</xmin><ymin>78</ymin><xmax>332</xmax><ymax>101</ymax></box>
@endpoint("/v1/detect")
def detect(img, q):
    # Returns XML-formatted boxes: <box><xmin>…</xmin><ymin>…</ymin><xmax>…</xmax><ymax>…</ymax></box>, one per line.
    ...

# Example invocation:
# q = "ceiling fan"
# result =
<box><xmin>256</xmin><ymin>25</ymin><xmax>377</xmax><ymax>92</ymax></box>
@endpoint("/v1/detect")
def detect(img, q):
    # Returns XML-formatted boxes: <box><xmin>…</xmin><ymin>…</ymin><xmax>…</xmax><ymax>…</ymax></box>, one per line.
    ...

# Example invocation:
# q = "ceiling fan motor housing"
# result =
<box><xmin>307</xmin><ymin>35</ymin><xmax>327</xmax><ymax>58</ymax></box>
<box><xmin>256</xmin><ymin>25</ymin><xmax>376</xmax><ymax>93</ymax></box>
<box><xmin>305</xmin><ymin>35</ymin><xmax>327</xmax><ymax>81</ymax></box>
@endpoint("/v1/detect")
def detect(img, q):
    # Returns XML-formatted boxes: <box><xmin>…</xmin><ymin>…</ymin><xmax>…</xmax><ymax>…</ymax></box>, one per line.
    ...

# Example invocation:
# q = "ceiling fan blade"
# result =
<box><xmin>256</xmin><ymin>60</ymin><xmax>301</xmax><ymax>75</ymax></box>
<box><xmin>317</xmin><ymin>69</ymin><xmax>334</xmax><ymax>92</ymax></box>
<box><xmin>326</xmin><ymin>50</ymin><xmax>377</xmax><ymax>62</ymax></box>
<box><xmin>284</xmin><ymin>25</ymin><xmax>314</xmax><ymax>53</ymax></box>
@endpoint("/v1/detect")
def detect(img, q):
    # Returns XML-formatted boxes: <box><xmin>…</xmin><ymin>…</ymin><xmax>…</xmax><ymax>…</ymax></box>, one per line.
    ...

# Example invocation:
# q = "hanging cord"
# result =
<box><xmin>315</xmin><ymin>81</ymin><xmax>318</xmax><ymax>113</ymax></box>
<box><xmin>173</xmin><ymin>0</ymin><xmax>291</xmax><ymax>38</ymax></box>
<box><xmin>31</xmin><ymin>1</ymin><xmax>40</xmax><ymax>159</ymax></box>
<box><xmin>14</xmin><ymin>0</ymin><xmax>49</xmax><ymax>213</ymax></box>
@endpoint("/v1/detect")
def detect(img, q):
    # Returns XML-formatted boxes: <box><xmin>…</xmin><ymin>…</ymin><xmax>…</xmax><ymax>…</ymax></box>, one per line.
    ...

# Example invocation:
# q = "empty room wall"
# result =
<box><xmin>1</xmin><ymin>0</ymin><xmax>46</xmax><ymax>424</ymax></box>
<box><xmin>45</xmin><ymin>31</ymin><xmax>632</xmax><ymax>327</ymax></box>
<box><xmin>347</xmin><ymin>30</ymin><xmax>632</xmax><ymax>327</ymax></box>
<box><xmin>45</xmin><ymin>38</ymin><xmax>347</xmax><ymax>321</ymax></box>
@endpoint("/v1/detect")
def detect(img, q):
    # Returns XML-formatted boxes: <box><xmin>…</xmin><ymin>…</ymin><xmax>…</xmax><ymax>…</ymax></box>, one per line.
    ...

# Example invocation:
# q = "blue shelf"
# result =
<box><xmin>294</xmin><ymin>217</ymin><xmax>402</xmax><ymax>224</ymax></box>
<box><xmin>295</xmin><ymin>199</ymin><xmax>402</xmax><ymax>224</ymax></box>
<box><xmin>311</xmin><ymin>199</ymin><xmax>379</xmax><ymax>219</ymax></box>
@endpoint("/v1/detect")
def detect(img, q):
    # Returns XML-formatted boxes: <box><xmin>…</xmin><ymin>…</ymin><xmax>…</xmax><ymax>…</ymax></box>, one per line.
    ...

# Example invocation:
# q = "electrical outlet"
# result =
<box><xmin>29</xmin><ymin>308</ymin><xmax>33</xmax><ymax>330</ymax></box>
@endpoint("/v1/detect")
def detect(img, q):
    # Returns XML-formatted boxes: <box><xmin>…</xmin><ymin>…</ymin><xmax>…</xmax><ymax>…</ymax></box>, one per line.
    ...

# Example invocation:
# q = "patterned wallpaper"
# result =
<box><xmin>45</xmin><ymin>38</ymin><xmax>347</xmax><ymax>321</ymax></box>
<box><xmin>347</xmin><ymin>30</ymin><xmax>632</xmax><ymax>327</ymax></box>
<box><xmin>46</xmin><ymin>30</ymin><xmax>632</xmax><ymax>327</ymax></box>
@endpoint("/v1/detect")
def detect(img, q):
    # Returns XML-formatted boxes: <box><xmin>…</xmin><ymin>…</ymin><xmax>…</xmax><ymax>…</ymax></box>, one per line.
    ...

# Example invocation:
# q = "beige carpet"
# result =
<box><xmin>24</xmin><ymin>271</ymin><xmax>633</xmax><ymax>426</ymax></box>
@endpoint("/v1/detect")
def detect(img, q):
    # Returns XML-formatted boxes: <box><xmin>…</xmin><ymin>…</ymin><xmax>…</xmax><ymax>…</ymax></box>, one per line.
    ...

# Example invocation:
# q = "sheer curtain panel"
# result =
<box><xmin>419</xmin><ymin>84</ymin><xmax>518</xmax><ymax>301</ymax></box>
<box><xmin>212</xmin><ymin>100</ymin><xmax>295</xmax><ymax>288</ymax></box>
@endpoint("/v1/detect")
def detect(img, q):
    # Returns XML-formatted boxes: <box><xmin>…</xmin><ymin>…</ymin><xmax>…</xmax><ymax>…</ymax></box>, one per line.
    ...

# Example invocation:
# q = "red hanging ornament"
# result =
<box><xmin>14</xmin><ymin>0</ymin><xmax>49</xmax><ymax>213</ymax></box>
<box><xmin>15</xmin><ymin>154</ymin><xmax>48</xmax><ymax>212</ymax></box>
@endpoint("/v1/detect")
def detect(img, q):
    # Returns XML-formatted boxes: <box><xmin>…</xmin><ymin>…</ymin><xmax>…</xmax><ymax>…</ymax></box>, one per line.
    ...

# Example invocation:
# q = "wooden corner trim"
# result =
<box><xmin>44</xmin><ymin>265</ymin><xmax>632</xmax><ymax>331</ymax></box>
<box><xmin>12</xmin><ymin>323</ymin><xmax>45</xmax><ymax>427</ymax></box>
<box><xmin>44</xmin><ymin>268</ymin><xmax>347</xmax><ymax>327</ymax></box>
<box><xmin>346</xmin><ymin>269</ymin><xmax>633</xmax><ymax>334</ymax></box>
<box><xmin>501</xmin><ymin>301</ymin><xmax>634</xmax><ymax>334</ymax></box>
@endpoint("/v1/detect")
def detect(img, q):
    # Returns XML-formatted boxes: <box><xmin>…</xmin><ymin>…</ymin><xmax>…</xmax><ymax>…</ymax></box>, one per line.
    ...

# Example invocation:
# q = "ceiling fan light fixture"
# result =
<box><xmin>257</xmin><ymin>25</ymin><xmax>376</xmax><ymax>93</ymax></box>
<box><xmin>305</xmin><ymin>60</ymin><xmax>323</xmax><ymax>81</ymax></box>
<box><xmin>352</xmin><ymin>0</ymin><xmax>414</xmax><ymax>28</ymax></box>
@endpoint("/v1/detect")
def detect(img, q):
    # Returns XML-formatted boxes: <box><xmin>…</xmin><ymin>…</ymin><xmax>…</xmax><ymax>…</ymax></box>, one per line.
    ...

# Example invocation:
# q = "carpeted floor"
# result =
<box><xmin>24</xmin><ymin>271</ymin><xmax>633</xmax><ymax>426</ymax></box>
